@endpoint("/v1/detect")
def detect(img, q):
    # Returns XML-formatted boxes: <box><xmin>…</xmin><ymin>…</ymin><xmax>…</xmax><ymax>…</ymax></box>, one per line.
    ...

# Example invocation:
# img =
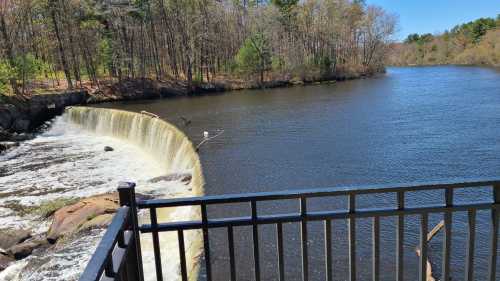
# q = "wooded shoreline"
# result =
<box><xmin>0</xmin><ymin>70</ymin><xmax>380</xmax><ymax>145</ymax></box>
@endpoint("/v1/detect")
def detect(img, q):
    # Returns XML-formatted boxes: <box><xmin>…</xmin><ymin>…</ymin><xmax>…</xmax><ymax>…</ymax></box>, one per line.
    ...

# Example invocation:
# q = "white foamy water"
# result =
<box><xmin>0</xmin><ymin>108</ymin><xmax>204</xmax><ymax>281</ymax></box>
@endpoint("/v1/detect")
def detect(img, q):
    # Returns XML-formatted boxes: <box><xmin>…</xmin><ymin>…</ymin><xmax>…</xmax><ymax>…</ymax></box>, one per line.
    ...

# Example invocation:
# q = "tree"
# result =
<box><xmin>236</xmin><ymin>33</ymin><xmax>271</xmax><ymax>84</ymax></box>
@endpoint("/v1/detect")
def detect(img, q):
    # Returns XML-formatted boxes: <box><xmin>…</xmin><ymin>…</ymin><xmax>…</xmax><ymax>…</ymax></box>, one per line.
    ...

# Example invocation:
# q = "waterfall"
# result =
<box><xmin>65</xmin><ymin>106</ymin><xmax>205</xmax><ymax>281</ymax></box>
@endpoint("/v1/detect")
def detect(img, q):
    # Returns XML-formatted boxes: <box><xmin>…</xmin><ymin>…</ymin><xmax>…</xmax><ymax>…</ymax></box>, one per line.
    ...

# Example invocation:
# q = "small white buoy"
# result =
<box><xmin>203</xmin><ymin>131</ymin><xmax>209</xmax><ymax>138</ymax></box>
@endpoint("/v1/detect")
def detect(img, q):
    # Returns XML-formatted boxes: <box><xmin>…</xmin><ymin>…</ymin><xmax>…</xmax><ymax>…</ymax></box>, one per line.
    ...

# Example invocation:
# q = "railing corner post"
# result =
<box><xmin>493</xmin><ymin>184</ymin><xmax>500</xmax><ymax>204</ymax></box>
<box><xmin>117</xmin><ymin>182</ymin><xmax>145</xmax><ymax>281</ymax></box>
<box><xmin>118</xmin><ymin>182</ymin><xmax>136</xmax><ymax>206</ymax></box>
<box><xmin>489</xmin><ymin>183</ymin><xmax>500</xmax><ymax>281</ymax></box>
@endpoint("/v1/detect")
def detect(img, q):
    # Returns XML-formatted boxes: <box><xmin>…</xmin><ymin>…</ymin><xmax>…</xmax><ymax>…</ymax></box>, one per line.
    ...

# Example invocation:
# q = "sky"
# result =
<box><xmin>367</xmin><ymin>0</ymin><xmax>500</xmax><ymax>41</ymax></box>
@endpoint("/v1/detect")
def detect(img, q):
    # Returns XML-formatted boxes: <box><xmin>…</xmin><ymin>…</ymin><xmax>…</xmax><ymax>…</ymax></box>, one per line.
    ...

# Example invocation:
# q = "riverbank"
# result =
<box><xmin>0</xmin><ymin>72</ymin><xmax>377</xmax><ymax>147</ymax></box>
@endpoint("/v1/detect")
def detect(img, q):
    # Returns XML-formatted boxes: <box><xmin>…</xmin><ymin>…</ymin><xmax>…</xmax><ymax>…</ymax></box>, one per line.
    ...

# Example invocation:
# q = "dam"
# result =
<box><xmin>0</xmin><ymin>107</ymin><xmax>204</xmax><ymax>281</ymax></box>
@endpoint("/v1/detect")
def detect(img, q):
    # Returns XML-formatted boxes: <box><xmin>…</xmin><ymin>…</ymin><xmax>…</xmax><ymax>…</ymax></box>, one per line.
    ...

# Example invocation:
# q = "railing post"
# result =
<box><xmin>489</xmin><ymin>184</ymin><xmax>500</xmax><ymax>281</ymax></box>
<box><xmin>118</xmin><ymin>182</ymin><xmax>145</xmax><ymax>281</ymax></box>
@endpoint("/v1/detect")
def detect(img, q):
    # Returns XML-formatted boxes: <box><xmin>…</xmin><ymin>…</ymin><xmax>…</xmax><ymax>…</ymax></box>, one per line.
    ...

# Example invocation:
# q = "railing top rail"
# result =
<box><xmin>138</xmin><ymin>178</ymin><xmax>500</xmax><ymax>208</ymax></box>
<box><xmin>79</xmin><ymin>206</ymin><xmax>130</xmax><ymax>281</ymax></box>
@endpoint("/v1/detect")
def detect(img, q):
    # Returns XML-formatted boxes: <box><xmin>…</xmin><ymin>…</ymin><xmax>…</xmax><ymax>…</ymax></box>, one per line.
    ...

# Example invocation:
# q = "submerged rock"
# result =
<box><xmin>104</xmin><ymin>146</ymin><xmax>114</xmax><ymax>152</ymax></box>
<box><xmin>0</xmin><ymin>229</ymin><xmax>31</xmax><ymax>250</ymax></box>
<box><xmin>46</xmin><ymin>193</ymin><xmax>120</xmax><ymax>243</ymax></box>
<box><xmin>148</xmin><ymin>173</ymin><xmax>192</xmax><ymax>184</ymax></box>
<box><xmin>0</xmin><ymin>253</ymin><xmax>14</xmax><ymax>272</ymax></box>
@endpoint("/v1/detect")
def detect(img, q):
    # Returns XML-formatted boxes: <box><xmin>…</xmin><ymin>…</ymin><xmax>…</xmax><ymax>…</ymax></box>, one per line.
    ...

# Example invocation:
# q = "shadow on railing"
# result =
<box><xmin>79</xmin><ymin>179</ymin><xmax>500</xmax><ymax>281</ymax></box>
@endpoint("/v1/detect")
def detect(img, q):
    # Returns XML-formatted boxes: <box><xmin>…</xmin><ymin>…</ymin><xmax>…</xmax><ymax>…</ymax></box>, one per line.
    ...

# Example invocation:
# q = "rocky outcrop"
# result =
<box><xmin>0</xmin><ymin>192</ymin><xmax>136</xmax><ymax>273</ymax></box>
<box><xmin>46</xmin><ymin>193</ymin><xmax>120</xmax><ymax>243</ymax></box>
<box><xmin>0</xmin><ymin>90</ymin><xmax>88</xmax><ymax>141</ymax></box>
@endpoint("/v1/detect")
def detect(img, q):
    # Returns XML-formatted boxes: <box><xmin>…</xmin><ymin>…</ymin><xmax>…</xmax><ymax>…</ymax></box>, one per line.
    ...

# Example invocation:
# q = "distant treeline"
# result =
<box><xmin>388</xmin><ymin>15</ymin><xmax>500</xmax><ymax>67</ymax></box>
<box><xmin>0</xmin><ymin>0</ymin><xmax>396</xmax><ymax>96</ymax></box>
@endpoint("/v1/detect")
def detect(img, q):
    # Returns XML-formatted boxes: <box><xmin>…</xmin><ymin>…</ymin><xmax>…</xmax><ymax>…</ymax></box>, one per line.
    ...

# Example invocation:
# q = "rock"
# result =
<box><xmin>0</xmin><ymin>127</ymin><xmax>11</xmax><ymax>141</ymax></box>
<box><xmin>0</xmin><ymin>254</ymin><xmax>14</xmax><ymax>271</ymax></box>
<box><xmin>0</xmin><ymin>104</ymin><xmax>20</xmax><ymax>129</ymax></box>
<box><xmin>6</xmin><ymin>239</ymin><xmax>48</xmax><ymax>260</ymax></box>
<box><xmin>0</xmin><ymin>142</ymin><xmax>19</xmax><ymax>153</ymax></box>
<box><xmin>0</xmin><ymin>229</ymin><xmax>31</xmax><ymax>250</ymax></box>
<box><xmin>148</xmin><ymin>173</ymin><xmax>192</xmax><ymax>184</ymax></box>
<box><xmin>78</xmin><ymin>214</ymin><xmax>114</xmax><ymax>231</ymax></box>
<box><xmin>104</xmin><ymin>146</ymin><xmax>114</xmax><ymax>152</ymax></box>
<box><xmin>12</xmin><ymin>119</ymin><xmax>30</xmax><ymax>132</ymax></box>
<box><xmin>46</xmin><ymin>193</ymin><xmax>120</xmax><ymax>243</ymax></box>
<box><xmin>10</xmin><ymin>133</ymin><xmax>33</xmax><ymax>141</ymax></box>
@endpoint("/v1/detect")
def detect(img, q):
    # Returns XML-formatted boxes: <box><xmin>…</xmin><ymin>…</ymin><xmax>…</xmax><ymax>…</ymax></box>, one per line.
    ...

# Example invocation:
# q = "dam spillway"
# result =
<box><xmin>0</xmin><ymin>107</ymin><xmax>204</xmax><ymax>281</ymax></box>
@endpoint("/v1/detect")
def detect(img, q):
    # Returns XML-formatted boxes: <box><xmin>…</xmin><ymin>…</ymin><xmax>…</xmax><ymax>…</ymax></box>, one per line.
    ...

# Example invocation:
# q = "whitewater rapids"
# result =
<box><xmin>0</xmin><ymin>107</ymin><xmax>204</xmax><ymax>281</ymax></box>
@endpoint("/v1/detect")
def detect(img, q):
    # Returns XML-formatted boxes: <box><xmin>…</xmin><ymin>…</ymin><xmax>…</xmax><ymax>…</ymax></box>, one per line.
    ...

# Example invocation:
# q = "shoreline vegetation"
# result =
<box><xmin>0</xmin><ymin>0</ymin><xmax>396</xmax><ymax>141</ymax></box>
<box><xmin>388</xmin><ymin>15</ymin><xmax>500</xmax><ymax>67</ymax></box>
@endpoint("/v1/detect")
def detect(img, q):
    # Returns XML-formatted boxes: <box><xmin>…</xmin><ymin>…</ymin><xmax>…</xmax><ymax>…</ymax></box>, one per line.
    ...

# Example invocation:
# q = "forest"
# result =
<box><xmin>389</xmin><ymin>16</ymin><xmax>500</xmax><ymax>67</ymax></box>
<box><xmin>0</xmin><ymin>0</ymin><xmax>396</xmax><ymax>96</ymax></box>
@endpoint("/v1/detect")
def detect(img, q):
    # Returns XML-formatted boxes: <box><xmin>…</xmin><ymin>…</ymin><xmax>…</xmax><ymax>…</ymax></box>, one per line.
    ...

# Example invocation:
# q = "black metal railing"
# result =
<box><xmin>79</xmin><ymin>179</ymin><xmax>500</xmax><ymax>281</ymax></box>
<box><xmin>79</xmin><ymin>183</ymin><xmax>144</xmax><ymax>281</ymax></box>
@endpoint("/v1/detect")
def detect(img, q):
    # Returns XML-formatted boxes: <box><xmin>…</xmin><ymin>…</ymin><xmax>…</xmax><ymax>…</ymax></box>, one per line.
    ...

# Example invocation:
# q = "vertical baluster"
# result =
<box><xmin>150</xmin><ymin>208</ymin><xmax>164</xmax><ymax>281</ymax></box>
<box><xmin>228</xmin><ymin>225</ymin><xmax>237</xmax><ymax>281</ymax></box>
<box><xmin>348</xmin><ymin>194</ymin><xmax>356</xmax><ymax>281</ymax></box>
<box><xmin>201</xmin><ymin>203</ymin><xmax>212</xmax><ymax>281</ymax></box>
<box><xmin>104</xmin><ymin>252</ymin><xmax>115</xmax><ymax>278</ymax></box>
<box><xmin>117</xmin><ymin>227</ymin><xmax>128</xmax><ymax>281</ymax></box>
<box><xmin>251</xmin><ymin>200</ymin><xmax>261</xmax><ymax>281</ymax></box>
<box><xmin>419</xmin><ymin>213</ymin><xmax>428</xmax><ymax>281</ymax></box>
<box><xmin>277</xmin><ymin>223</ymin><xmax>285</xmax><ymax>281</ymax></box>
<box><xmin>118</xmin><ymin>182</ymin><xmax>144</xmax><ymax>281</ymax></box>
<box><xmin>178</xmin><ymin>230</ymin><xmax>188</xmax><ymax>281</ymax></box>
<box><xmin>396</xmin><ymin>191</ymin><xmax>405</xmax><ymax>281</ymax></box>
<box><xmin>372</xmin><ymin>217</ymin><xmax>380</xmax><ymax>281</ymax></box>
<box><xmin>465</xmin><ymin>209</ymin><xmax>476</xmax><ymax>281</ymax></box>
<box><xmin>300</xmin><ymin>197</ymin><xmax>309</xmax><ymax>281</ymax></box>
<box><xmin>442</xmin><ymin>188</ymin><xmax>453</xmax><ymax>281</ymax></box>
<box><xmin>325</xmin><ymin>219</ymin><xmax>332</xmax><ymax>281</ymax></box>
<box><xmin>489</xmin><ymin>184</ymin><xmax>500</xmax><ymax>281</ymax></box>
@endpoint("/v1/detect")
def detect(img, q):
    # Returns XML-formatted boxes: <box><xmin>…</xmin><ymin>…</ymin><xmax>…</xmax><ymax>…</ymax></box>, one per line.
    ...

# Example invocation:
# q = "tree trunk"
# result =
<box><xmin>50</xmin><ymin>5</ymin><xmax>73</xmax><ymax>89</ymax></box>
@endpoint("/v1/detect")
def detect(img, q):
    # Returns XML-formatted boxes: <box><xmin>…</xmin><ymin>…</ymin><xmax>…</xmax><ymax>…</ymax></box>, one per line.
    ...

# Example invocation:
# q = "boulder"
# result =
<box><xmin>0</xmin><ymin>254</ymin><xmax>14</xmax><ymax>272</ymax></box>
<box><xmin>148</xmin><ymin>173</ymin><xmax>192</xmax><ymax>184</ymax></box>
<box><xmin>0</xmin><ymin>229</ymin><xmax>31</xmax><ymax>250</ymax></box>
<box><xmin>46</xmin><ymin>193</ymin><xmax>120</xmax><ymax>243</ymax></box>
<box><xmin>6</xmin><ymin>239</ymin><xmax>48</xmax><ymax>260</ymax></box>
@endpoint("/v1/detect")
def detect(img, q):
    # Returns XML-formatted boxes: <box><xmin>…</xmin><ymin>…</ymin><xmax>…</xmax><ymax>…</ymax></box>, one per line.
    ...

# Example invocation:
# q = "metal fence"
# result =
<box><xmin>79</xmin><ymin>179</ymin><xmax>500</xmax><ymax>281</ymax></box>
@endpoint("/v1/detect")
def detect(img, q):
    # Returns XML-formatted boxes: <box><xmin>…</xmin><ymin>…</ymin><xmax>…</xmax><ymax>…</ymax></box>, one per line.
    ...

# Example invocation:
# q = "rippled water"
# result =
<box><xmin>99</xmin><ymin>66</ymin><xmax>500</xmax><ymax>280</ymax></box>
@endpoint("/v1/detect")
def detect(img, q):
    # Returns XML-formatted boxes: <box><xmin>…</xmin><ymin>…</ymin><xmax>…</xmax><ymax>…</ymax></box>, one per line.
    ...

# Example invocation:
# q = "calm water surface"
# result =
<box><xmin>98</xmin><ymin>66</ymin><xmax>500</xmax><ymax>280</ymax></box>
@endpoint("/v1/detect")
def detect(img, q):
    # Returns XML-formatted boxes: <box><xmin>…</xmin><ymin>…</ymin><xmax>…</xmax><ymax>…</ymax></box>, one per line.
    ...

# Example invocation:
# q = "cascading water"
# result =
<box><xmin>0</xmin><ymin>107</ymin><xmax>204</xmax><ymax>281</ymax></box>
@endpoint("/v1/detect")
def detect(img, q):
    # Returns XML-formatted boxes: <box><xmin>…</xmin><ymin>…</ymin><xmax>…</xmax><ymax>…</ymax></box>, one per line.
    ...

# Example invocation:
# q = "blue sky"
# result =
<box><xmin>367</xmin><ymin>0</ymin><xmax>500</xmax><ymax>41</ymax></box>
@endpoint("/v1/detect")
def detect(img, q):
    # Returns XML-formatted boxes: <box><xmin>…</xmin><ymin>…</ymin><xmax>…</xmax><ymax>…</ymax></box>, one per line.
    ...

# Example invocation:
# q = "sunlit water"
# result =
<box><xmin>0</xmin><ymin>117</ymin><xmax>196</xmax><ymax>281</ymax></box>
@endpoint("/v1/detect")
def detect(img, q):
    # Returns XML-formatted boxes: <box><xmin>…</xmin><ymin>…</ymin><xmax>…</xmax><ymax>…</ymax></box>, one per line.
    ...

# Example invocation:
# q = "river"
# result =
<box><xmin>97</xmin><ymin>66</ymin><xmax>500</xmax><ymax>280</ymax></box>
<box><xmin>1</xmin><ymin>66</ymin><xmax>500</xmax><ymax>280</ymax></box>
